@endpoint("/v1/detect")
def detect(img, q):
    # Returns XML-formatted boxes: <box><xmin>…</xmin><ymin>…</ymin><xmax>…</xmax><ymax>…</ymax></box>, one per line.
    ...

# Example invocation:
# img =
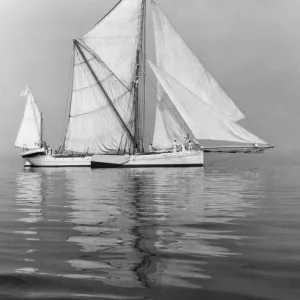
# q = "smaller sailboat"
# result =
<box><xmin>15</xmin><ymin>87</ymin><xmax>91</xmax><ymax>167</ymax></box>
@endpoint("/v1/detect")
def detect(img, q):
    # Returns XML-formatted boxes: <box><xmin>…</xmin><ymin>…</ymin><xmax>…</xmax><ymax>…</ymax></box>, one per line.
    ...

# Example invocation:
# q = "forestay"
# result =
<box><xmin>149</xmin><ymin>61</ymin><xmax>267</xmax><ymax>147</ymax></box>
<box><xmin>151</xmin><ymin>0</ymin><xmax>245</xmax><ymax>122</ymax></box>
<box><xmin>64</xmin><ymin>42</ymin><xmax>134</xmax><ymax>154</ymax></box>
<box><xmin>15</xmin><ymin>87</ymin><xmax>41</xmax><ymax>149</ymax></box>
<box><xmin>81</xmin><ymin>0</ymin><xmax>143</xmax><ymax>88</ymax></box>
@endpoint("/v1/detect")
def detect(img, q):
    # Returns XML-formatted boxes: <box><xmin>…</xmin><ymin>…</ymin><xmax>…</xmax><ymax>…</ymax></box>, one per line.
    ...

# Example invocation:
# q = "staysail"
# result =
<box><xmin>64</xmin><ymin>0</ymin><xmax>144</xmax><ymax>154</ymax></box>
<box><xmin>64</xmin><ymin>41</ymin><xmax>135</xmax><ymax>154</ymax></box>
<box><xmin>15</xmin><ymin>87</ymin><xmax>42</xmax><ymax>149</ymax></box>
<box><xmin>148</xmin><ymin>61</ymin><xmax>267</xmax><ymax>148</ymax></box>
<box><xmin>151</xmin><ymin>0</ymin><xmax>245</xmax><ymax>122</ymax></box>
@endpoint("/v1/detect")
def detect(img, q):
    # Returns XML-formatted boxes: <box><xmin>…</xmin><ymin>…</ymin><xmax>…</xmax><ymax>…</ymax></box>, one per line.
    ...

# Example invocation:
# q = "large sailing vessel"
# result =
<box><xmin>83</xmin><ymin>0</ymin><xmax>271</xmax><ymax>168</ymax></box>
<box><xmin>18</xmin><ymin>0</ymin><xmax>272</xmax><ymax>168</ymax></box>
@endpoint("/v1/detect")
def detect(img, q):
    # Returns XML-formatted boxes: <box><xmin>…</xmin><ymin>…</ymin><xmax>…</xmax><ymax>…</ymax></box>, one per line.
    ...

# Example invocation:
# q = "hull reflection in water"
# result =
<box><xmin>12</xmin><ymin>164</ymin><xmax>264</xmax><ymax>296</ymax></box>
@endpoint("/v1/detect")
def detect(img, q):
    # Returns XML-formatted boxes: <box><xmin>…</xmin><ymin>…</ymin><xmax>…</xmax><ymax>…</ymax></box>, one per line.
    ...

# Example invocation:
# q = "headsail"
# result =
<box><xmin>151</xmin><ymin>0</ymin><xmax>245</xmax><ymax>122</ymax></box>
<box><xmin>64</xmin><ymin>41</ymin><xmax>135</xmax><ymax>154</ymax></box>
<box><xmin>81</xmin><ymin>0</ymin><xmax>143</xmax><ymax>88</ymax></box>
<box><xmin>148</xmin><ymin>60</ymin><xmax>267</xmax><ymax>148</ymax></box>
<box><xmin>15</xmin><ymin>87</ymin><xmax>41</xmax><ymax>149</ymax></box>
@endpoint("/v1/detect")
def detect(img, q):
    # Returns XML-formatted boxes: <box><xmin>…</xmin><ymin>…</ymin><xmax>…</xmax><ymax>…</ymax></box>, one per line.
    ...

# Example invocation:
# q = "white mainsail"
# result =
<box><xmin>81</xmin><ymin>0</ymin><xmax>143</xmax><ymax>88</ymax></box>
<box><xmin>64</xmin><ymin>0</ymin><xmax>144</xmax><ymax>154</ymax></box>
<box><xmin>15</xmin><ymin>87</ymin><xmax>41</xmax><ymax>149</ymax></box>
<box><xmin>64</xmin><ymin>41</ymin><xmax>135</xmax><ymax>154</ymax></box>
<box><xmin>151</xmin><ymin>0</ymin><xmax>245</xmax><ymax>122</ymax></box>
<box><xmin>148</xmin><ymin>60</ymin><xmax>267</xmax><ymax>148</ymax></box>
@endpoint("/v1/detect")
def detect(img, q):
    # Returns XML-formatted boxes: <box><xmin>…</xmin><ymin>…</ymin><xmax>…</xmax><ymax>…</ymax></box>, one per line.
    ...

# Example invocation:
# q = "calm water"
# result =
<box><xmin>0</xmin><ymin>153</ymin><xmax>299</xmax><ymax>299</ymax></box>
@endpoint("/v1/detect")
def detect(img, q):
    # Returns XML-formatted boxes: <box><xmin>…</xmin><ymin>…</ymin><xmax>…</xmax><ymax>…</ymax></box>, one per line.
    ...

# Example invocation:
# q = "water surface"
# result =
<box><xmin>0</xmin><ymin>153</ymin><xmax>299</xmax><ymax>299</ymax></box>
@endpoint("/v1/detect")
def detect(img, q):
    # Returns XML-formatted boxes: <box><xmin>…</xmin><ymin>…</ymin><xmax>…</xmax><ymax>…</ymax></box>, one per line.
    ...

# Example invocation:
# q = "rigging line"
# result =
<box><xmin>61</xmin><ymin>44</ymin><xmax>76</xmax><ymax>150</ymax></box>
<box><xmin>74</xmin><ymin>40</ymin><xmax>136</xmax><ymax>148</ymax></box>
<box><xmin>141</xmin><ymin>61</ymin><xmax>195</xmax><ymax>140</ymax></box>
<box><xmin>77</xmin><ymin>38</ymin><xmax>131</xmax><ymax>92</ymax></box>
<box><xmin>69</xmin><ymin>93</ymin><xmax>130</xmax><ymax>118</ymax></box>
<box><xmin>152</xmin><ymin>0</ymin><xmax>245</xmax><ymax>120</ymax></box>
<box><xmin>87</xmin><ymin>0</ymin><xmax>122</xmax><ymax>31</ymax></box>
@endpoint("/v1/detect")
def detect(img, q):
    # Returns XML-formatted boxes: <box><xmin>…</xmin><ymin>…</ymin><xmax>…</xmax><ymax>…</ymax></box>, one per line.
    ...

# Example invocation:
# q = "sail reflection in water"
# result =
<box><xmin>148</xmin><ymin>168</ymin><xmax>258</xmax><ymax>288</ymax></box>
<box><xmin>13</xmin><ymin>166</ymin><xmax>261</xmax><ymax>290</ymax></box>
<box><xmin>15</xmin><ymin>170</ymin><xmax>44</xmax><ymax>274</ymax></box>
<box><xmin>65</xmin><ymin>169</ymin><xmax>145</xmax><ymax>288</ymax></box>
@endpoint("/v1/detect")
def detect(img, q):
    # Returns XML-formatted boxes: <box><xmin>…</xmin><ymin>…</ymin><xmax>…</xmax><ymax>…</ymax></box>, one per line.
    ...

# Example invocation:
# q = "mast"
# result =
<box><xmin>134</xmin><ymin>0</ymin><xmax>147</xmax><ymax>153</ymax></box>
<box><xmin>74</xmin><ymin>40</ymin><xmax>136</xmax><ymax>148</ymax></box>
<box><xmin>40</xmin><ymin>112</ymin><xmax>43</xmax><ymax>148</ymax></box>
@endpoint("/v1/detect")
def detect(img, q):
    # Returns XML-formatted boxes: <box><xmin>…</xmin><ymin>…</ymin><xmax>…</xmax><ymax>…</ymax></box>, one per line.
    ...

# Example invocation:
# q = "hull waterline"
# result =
<box><xmin>91</xmin><ymin>151</ymin><xmax>204</xmax><ymax>168</ymax></box>
<box><xmin>21</xmin><ymin>150</ymin><xmax>91</xmax><ymax>167</ymax></box>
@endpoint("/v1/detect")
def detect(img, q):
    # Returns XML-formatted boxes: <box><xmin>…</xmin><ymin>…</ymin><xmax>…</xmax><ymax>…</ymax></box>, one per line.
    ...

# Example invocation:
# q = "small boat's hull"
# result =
<box><xmin>23</xmin><ymin>154</ymin><xmax>91</xmax><ymax>167</ymax></box>
<box><xmin>91</xmin><ymin>151</ymin><xmax>203</xmax><ymax>168</ymax></box>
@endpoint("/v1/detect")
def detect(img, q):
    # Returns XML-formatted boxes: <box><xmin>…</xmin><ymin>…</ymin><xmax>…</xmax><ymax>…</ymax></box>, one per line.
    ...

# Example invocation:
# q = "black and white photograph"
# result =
<box><xmin>0</xmin><ymin>0</ymin><xmax>298</xmax><ymax>299</ymax></box>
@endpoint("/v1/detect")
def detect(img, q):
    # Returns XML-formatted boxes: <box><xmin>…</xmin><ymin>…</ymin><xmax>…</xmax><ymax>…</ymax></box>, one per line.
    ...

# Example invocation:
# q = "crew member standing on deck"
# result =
<box><xmin>188</xmin><ymin>140</ymin><xmax>192</xmax><ymax>151</ymax></box>
<box><xmin>173</xmin><ymin>140</ymin><xmax>177</xmax><ymax>153</ymax></box>
<box><xmin>181</xmin><ymin>142</ymin><xmax>186</xmax><ymax>152</ymax></box>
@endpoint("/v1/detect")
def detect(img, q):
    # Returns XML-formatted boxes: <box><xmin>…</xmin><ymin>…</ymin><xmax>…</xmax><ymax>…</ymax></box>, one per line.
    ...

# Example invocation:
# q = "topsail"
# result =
<box><xmin>82</xmin><ymin>0</ymin><xmax>143</xmax><ymax>88</ymax></box>
<box><xmin>151</xmin><ymin>0</ymin><xmax>245</xmax><ymax>122</ymax></box>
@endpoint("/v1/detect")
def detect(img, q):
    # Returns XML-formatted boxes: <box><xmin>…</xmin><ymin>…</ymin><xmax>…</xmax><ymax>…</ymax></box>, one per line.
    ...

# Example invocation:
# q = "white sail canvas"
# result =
<box><xmin>15</xmin><ymin>88</ymin><xmax>41</xmax><ymax>149</ymax></box>
<box><xmin>151</xmin><ymin>0</ymin><xmax>245</xmax><ymax>122</ymax></box>
<box><xmin>149</xmin><ymin>61</ymin><xmax>267</xmax><ymax>146</ymax></box>
<box><xmin>82</xmin><ymin>0</ymin><xmax>142</xmax><ymax>88</ymax></box>
<box><xmin>64</xmin><ymin>42</ymin><xmax>134</xmax><ymax>154</ymax></box>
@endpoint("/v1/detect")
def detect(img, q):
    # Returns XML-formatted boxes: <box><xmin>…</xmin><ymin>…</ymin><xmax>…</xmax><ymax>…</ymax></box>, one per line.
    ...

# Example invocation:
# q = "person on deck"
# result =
<box><xmin>173</xmin><ymin>140</ymin><xmax>177</xmax><ymax>153</ymax></box>
<box><xmin>149</xmin><ymin>144</ymin><xmax>153</xmax><ymax>152</ymax></box>
<box><xmin>188</xmin><ymin>140</ymin><xmax>193</xmax><ymax>151</ymax></box>
<box><xmin>181</xmin><ymin>142</ymin><xmax>186</xmax><ymax>152</ymax></box>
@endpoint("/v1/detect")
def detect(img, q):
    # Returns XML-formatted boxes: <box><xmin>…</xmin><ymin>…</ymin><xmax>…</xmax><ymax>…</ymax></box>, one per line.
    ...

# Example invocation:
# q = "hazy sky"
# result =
<box><xmin>1</xmin><ymin>0</ymin><xmax>300</xmax><ymax>157</ymax></box>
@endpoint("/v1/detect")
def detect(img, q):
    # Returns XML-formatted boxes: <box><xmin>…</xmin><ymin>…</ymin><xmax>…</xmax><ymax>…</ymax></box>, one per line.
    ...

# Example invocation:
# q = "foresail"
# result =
<box><xmin>15</xmin><ymin>90</ymin><xmax>41</xmax><ymax>149</ymax></box>
<box><xmin>149</xmin><ymin>61</ymin><xmax>267</xmax><ymax>146</ymax></box>
<box><xmin>153</xmin><ymin>89</ymin><xmax>189</xmax><ymax>149</ymax></box>
<box><xmin>81</xmin><ymin>0</ymin><xmax>143</xmax><ymax>88</ymax></box>
<box><xmin>64</xmin><ymin>41</ymin><xmax>135</xmax><ymax>154</ymax></box>
<box><xmin>151</xmin><ymin>0</ymin><xmax>245</xmax><ymax>122</ymax></box>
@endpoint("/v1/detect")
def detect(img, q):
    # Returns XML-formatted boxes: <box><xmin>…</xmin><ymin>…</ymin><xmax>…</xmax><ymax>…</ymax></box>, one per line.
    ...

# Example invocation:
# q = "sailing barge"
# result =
<box><xmin>16</xmin><ymin>0</ymin><xmax>272</xmax><ymax>168</ymax></box>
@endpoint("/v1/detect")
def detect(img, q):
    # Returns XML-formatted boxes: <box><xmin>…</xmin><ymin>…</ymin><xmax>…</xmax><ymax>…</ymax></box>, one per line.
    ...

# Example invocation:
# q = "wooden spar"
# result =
<box><xmin>40</xmin><ymin>112</ymin><xmax>43</xmax><ymax>148</ymax></box>
<box><xmin>74</xmin><ymin>39</ymin><xmax>136</xmax><ymax>149</ymax></box>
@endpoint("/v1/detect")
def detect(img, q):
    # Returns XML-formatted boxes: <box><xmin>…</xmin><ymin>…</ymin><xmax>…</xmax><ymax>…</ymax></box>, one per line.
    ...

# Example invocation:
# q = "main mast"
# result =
<box><xmin>134</xmin><ymin>0</ymin><xmax>147</xmax><ymax>153</ymax></box>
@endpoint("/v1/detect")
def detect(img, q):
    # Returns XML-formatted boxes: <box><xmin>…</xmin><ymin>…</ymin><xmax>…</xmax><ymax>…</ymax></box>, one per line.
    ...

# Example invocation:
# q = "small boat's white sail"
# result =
<box><xmin>63</xmin><ymin>41</ymin><xmax>135</xmax><ymax>154</ymax></box>
<box><xmin>148</xmin><ymin>60</ymin><xmax>267</xmax><ymax>148</ymax></box>
<box><xmin>81</xmin><ymin>0</ymin><xmax>143</xmax><ymax>88</ymax></box>
<box><xmin>151</xmin><ymin>0</ymin><xmax>245</xmax><ymax>122</ymax></box>
<box><xmin>15</xmin><ymin>87</ymin><xmax>41</xmax><ymax>149</ymax></box>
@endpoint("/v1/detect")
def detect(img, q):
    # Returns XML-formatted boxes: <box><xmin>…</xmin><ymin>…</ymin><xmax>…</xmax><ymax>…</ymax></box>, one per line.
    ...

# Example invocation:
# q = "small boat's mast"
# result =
<box><xmin>40</xmin><ymin>112</ymin><xmax>43</xmax><ymax>148</ymax></box>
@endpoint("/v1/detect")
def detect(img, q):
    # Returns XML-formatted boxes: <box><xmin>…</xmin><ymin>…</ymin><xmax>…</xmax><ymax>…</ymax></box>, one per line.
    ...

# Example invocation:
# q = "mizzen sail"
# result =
<box><xmin>151</xmin><ymin>0</ymin><xmax>245</xmax><ymax>122</ymax></box>
<box><xmin>15</xmin><ymin>87</ymin><xmax>41</xmax><ymax>149</ymax></box>
<box><xmin>148</xmin><ymin>61</ymin><xmax>267</xmax><ymax>147</ymax></box>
